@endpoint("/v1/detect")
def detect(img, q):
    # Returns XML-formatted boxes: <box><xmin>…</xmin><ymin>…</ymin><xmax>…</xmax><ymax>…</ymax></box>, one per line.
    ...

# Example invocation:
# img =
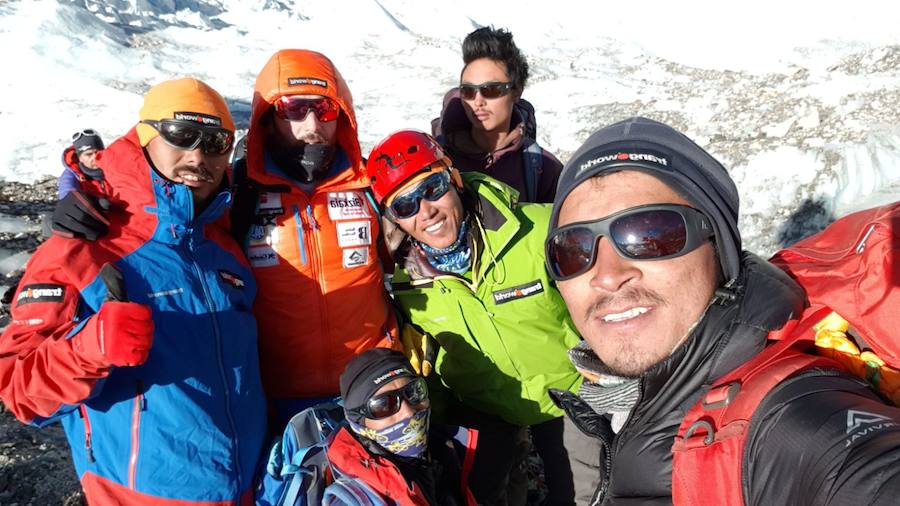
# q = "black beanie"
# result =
<box><xmin>549</xmin><ymin>117</ymin><xmax>742</xmax><ymax>284</ymax></box>
<box><xmin>340</xmin><ymin>349</ymin><xmax>417</xmax><ymax>417</ymax></box>
<box><xmin>73</xmin><ymin>131</ymin><xmax>105</xmax><ymax>154</ymax></box>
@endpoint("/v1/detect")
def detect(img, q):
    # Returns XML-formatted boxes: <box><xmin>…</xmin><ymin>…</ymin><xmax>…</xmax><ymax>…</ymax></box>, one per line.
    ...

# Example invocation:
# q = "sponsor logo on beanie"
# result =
<box><xmin>287</xmin><ymin>77</ymin><xmax>328</xmax><ymax>88</ymax></box>
<box><xmin>373</xmin><ymin>367</ymin><xmax>412</xmax><ymax>386</ymax></box>
<box><xmin>577</xmin><ymin>150</ymin><xmax>670</xmax><ymax>176</ymax></box>
<box><xmin>173</xmin><ymin>111</ymin><xmax>222</xmax><ymax>127</ymax></box>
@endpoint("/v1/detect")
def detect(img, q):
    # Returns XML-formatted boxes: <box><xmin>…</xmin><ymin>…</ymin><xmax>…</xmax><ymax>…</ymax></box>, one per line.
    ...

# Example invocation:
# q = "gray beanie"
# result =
<box><xmin>549</xmin><ymin>117</ymin><xmax>742</xmax><ymax>283</ymax></box>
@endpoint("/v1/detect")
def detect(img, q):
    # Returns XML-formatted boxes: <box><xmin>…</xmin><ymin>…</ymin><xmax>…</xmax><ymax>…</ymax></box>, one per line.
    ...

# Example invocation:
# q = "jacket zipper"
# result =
<box><xmin>291</xmin><ymin>205</ymin><xmax>308</xmax><ymax>265</ymax></box>
<box><xmin>78</xmin><ymin>405</ymin><xmax>95</xmax><ymax>463</ymax></box>
<box><xmin>187</xmin><ymin>230</ymin><xmax>243</xmax><ymax>493</ymax></box>
<box><xmin>303</xmin><ymin>198</ymin><xmax>330</xmax><ymax>387</ymax></box>
<box><xmin>596</xmin><ymin>381</ymin><xmax>645</xmax><ymax>503</ymax></box>
<box><xmin>128</xmin><ymin>380</ymin><xmax>144</xmax><ymax>490</ymax></box>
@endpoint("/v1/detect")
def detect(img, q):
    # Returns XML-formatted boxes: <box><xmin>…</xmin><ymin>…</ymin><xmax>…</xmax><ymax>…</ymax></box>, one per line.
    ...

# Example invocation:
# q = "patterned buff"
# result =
<box><xmin>568</xmin><ymin>341</ymin><xmax>640</xmax><ymax>433</ymax></box>
<box><xmin>348</xmin><ymin>408</ymin><xmax>431</xmax><ymax>459</ymax></box>
<box><xmin>418</xmin><ymin>219</ymin><xmax>472</xmax><ymax>275</ymax></box>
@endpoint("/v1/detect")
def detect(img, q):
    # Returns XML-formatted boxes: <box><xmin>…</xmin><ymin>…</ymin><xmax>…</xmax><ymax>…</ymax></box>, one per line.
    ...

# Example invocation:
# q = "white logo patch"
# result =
<box><xmin>248</xmin><ymin>245</ymin><xmax>279</xmax><ymax>268</ymax></box>
<box><xmin>336</xmin><ymin>221</ymin><xmax>371</xmax><ymax>248</ymax></box>
<box><xmin>343</xmin><ymin>247</ymin><xmax>368</xmax><ymax>268</ymax></box>
<box><xmin>844</xmin><ymin>409</ymin><xmax>898</xmax><ymax>447</ymax></box>
<box><xmin>327</xmin><ymin>192</ymin><xmax>370</xmax><ymax>220</ymax></box>
<box><xmin>258</xmin><ymin>192</ymin><xmax>283</xmax><ymax>210</ymax></box>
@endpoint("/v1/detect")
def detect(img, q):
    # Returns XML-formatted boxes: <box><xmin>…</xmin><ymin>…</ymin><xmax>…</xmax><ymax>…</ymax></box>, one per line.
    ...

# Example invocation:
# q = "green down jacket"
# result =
<box><xmin>392</xmin><ymin>172</ymin><xmax>582</xmax><ymax>426</ymax></box>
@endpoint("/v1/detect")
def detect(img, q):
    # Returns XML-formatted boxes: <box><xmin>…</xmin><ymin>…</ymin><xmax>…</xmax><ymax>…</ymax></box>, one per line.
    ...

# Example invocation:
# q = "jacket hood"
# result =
<box><xmin>247</xmin><ymin>49</ymin><xmax>364</xmax><ymax>187</ymax></box>
<box><xmin>433</xmin><ymin>87</ymin><xmax>526</xmax><ymax>161</ymax></box>
<box><xmin>97</xmin><ymin>129</ymin><xmax>230</xmax><ymax>237</ymax></box>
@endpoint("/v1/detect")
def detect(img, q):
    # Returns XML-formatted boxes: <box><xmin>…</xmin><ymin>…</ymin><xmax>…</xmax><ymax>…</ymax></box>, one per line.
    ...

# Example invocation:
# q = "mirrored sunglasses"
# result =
<box><xmin>459</xmin><ymin>81</ymin><xmax>514</xmax><ymax>100</ymax></box>
<box><xmin>388</xmin><ymin>171</ymin><xmax>452</xmax><ymax>219</ymax></box>
<box><xmin>141</xmin><ymin>119</ymin><xmax>234</xmax><ymax>155</ymax></box>
<box><xmin>545</xmin><ymin>204</ymin><xmax>715</xmax><ymax>281</ymax></box>
<box><xmin>350</xmin><ymin>377</ymin><xmax>429</xmax><ymax>420</ymax></box>
<box><xmin>274</xmin><ymin>96</ymin><xmax>340</xmax><ymax>122</ymax></box>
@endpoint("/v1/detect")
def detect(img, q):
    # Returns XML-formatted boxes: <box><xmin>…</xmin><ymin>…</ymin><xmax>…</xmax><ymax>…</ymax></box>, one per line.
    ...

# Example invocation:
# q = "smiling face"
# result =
<box><xmin>556</xmin><ymin>170</ymin><xmax>719</xmax><ymax>377</ymax></box>
<box><xmin>388</xmin><ymin>172</ymin><xmax>465</xmax><ymax>250</ymax></box>
<box><xmin>145</xmin><ymin>135</ymin><xmax>230</xmax><ymax>207</ymax></box>
<box><xmin>460</xmin><ymin>58</ymin><xmax>518</xmax><ymax>135</ymax></box>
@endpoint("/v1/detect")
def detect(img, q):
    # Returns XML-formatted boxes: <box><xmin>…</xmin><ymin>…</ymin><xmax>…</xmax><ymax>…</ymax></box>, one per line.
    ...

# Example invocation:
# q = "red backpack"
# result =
<box><xmin>672</xmin><ymin>202</ymin><xmax>900</xmax><ymax>506</ymax></box>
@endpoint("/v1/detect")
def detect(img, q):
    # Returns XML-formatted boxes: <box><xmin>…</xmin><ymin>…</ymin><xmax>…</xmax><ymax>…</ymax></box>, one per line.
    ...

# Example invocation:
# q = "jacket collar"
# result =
<box><xmin>97</xmin><ymin>128</ymin><xmax>231</xmax><ymax>245</ymax></box>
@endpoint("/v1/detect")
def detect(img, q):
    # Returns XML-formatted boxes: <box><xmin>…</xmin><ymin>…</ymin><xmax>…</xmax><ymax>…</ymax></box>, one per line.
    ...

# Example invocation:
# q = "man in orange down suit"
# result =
<box><xmin>235</xmin><ymin>49</ymin><xmax>400</xmax><ymax>425</ymax></box>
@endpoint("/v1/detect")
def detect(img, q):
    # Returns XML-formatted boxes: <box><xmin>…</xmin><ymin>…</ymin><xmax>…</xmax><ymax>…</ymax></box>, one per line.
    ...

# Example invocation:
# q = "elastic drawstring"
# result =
<box><xmin>474</xmin><ymin>216</ymin><xmax>504</xmax><ymax>289</ymax></box>
<box><xmin>306</xmin><ymin>204</ymin><xmax>319</xmax><ymax>230</ymax></box>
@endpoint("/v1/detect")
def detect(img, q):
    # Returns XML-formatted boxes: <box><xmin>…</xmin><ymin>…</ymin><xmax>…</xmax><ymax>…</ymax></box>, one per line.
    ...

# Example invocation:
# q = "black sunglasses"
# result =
<box><xmin>388</xmin><ymin>171</ymin><xmax>452</xmax><ymax>219</ymax></box>
<box><xmin>459</xmin><ymin>81</ymin><xmax>514</xmax><ymax>100</ymax></box>
<box><xmin>141</xmin><ymin>119</ymin><xmax>234</xmax><ymax>155</ymax></box>
<box><xmin>545</xmin><ymin>204</ymin><xmax>714</xmax><ymax>281</ymax></box>
<box><xmin>349</xmin><ymin>377</ymin><xmax>429</xmax><ymax>420</ymax></box>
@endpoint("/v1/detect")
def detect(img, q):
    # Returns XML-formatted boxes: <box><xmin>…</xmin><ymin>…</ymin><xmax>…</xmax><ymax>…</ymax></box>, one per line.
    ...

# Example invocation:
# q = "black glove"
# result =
<box><xmin>51</xmin><ymin>191</ymin><xmax>111</xmax><ymax>241</ymax></box>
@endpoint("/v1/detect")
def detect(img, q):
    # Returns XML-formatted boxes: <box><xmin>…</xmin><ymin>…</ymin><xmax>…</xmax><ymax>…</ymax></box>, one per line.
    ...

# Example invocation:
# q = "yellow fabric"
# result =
<box><xmin>400</xmin><ymin>323</ymin><xmax>435</xmax><ymax>377</ymax></box>
<box><xmin>814</xmin><ymin>310</ymin><xmax>900</xmax><ymax>404</ymax></box>
<box><xmin>136</xmin><ymin>78</ymin><xmax>235</xmax><ymax>146</ymax></box>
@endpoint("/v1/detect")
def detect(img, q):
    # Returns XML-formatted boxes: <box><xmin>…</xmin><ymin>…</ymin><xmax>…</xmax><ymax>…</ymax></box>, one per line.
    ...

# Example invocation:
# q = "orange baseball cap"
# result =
<box><xmin>136</xmin><ymin>78</ymin><xmax>235</xmax><ymax>146</ymax></box>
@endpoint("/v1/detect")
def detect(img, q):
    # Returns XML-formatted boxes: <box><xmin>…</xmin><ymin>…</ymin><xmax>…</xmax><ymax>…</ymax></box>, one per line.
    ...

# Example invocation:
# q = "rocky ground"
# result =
<box><xmin>0</xmin><ymin>177</ymin><xmax>85</xmax><ymax>505</ymax></box>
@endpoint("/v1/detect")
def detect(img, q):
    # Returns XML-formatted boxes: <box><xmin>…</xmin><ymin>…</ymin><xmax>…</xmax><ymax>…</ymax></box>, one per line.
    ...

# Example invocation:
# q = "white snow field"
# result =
<box><xmin>1</xmin><ymin>0</ymin><xmax>899</xmax><ymax>253</ymax></box>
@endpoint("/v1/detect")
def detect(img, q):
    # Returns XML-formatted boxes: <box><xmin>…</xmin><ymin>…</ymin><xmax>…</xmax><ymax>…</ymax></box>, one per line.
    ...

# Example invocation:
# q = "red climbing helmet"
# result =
<box><xmin>367</xmin><ymin>129</ymin><xmax>450</xmax><ymax>204</ymax></box>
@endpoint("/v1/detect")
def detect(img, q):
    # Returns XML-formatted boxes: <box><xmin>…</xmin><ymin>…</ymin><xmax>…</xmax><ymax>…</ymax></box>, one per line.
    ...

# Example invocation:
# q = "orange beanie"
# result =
<box><xmin>136</xmin><ymin>78</ymin><xmax>235</xmax><ymax>146</ymax></box>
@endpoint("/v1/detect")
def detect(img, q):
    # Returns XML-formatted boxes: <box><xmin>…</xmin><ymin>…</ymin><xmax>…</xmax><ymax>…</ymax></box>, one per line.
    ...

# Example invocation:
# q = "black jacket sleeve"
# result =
<box><xmin>744</xmin><ymin>369</ymin><xmax>900</xmax><ymax>506</ymax></box>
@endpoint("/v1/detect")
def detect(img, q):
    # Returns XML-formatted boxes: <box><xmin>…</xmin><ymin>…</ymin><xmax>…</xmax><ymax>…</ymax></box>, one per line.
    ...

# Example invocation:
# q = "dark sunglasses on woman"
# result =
<box><xmin>388</xmin><ymin>170</ymin><xmax>452</xmax><ymax>219</ymax></box>
<box><xmin>459</xmin><ymin>81</ymin><xmax>513</xmax><ymax>100</ymax></box>
<box><xmin>349</xmin><ymin>377</ymin><xmax>429</xmax><ymax>420</ymax></box>
<box><xmin>545</xmin><ymin>204</ymin><xmax>715</xmax><ymax>281</ymax></box>
<box><xmin>141</xmin><ymin>119</ymin><xmax>234</xmax><ymax>155</ymax></box>
<box><xmin>274</xmin><ymin>96</ymin><xmax>340</xmax><ymax>122</ymax></box>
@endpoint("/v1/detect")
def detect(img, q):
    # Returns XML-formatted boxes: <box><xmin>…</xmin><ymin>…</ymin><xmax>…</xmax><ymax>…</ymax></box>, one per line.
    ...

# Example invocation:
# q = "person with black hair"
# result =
<box><xmin>432</xmin><ymin>26</ymin><xmax>563</xmax><ymax>203</ymax></box>
<box><xmin>59</xmin><ymin>129</ymin><xmax>105</xmax><ymax>199</ymax></box>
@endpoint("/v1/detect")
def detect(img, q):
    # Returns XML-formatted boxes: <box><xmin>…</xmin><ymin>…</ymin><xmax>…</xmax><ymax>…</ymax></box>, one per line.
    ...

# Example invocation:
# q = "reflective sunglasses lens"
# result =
<box><xmin>277</xmin><ymin>97</ymin><xmax>339</xmax><ymax>122</ymax></box>
<box><xmin>159</xmin><ymin>123</ymin><xmax>202</xmax><ymax>150</ymax></box>
<box><xmin>548</xmin><ymin>227</ymin><xmax>596</xmax><ymax>279</ymax></box>
<box><xmin>404</xmin><ymin>379</ymin><xmax>428</xmax><ymax>404</ymax></box>
<box><xmin>367</xmin><ymin>392</ymin><xmax>401</xmax><ymax>419</ymax></box>
<box><xmin>611</xmin><ymin>210</ymin><xmax>688</xmax><ymax>259</ymax></box>
<box><xmin>419</xmin><ymin>174</ymin><xmax>450</xmax><ymax>201</ymax></box>
<box><xmin>390</xmin><ymin>194</ymin><xmax>419</xmax><ymax>219</ymax></box>
<box><xmin>479</xmin><ymin>83</ymin><xmax>508</xmax><ymax>99</ymax></box>
<box><xmin>459</xmin><ymin>85</ymin><xmax>477</xmax><ymax>100</ymax></box>
<box><xmin>200</xmin><ymin>130</ymin><xmax>234</xmax><ymax>155</ymax></box>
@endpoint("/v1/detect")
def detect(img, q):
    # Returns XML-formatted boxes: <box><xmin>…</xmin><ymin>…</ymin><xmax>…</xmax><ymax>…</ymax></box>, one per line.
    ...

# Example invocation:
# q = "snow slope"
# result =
<box><xmin>1</xmin><ymin>0</ymin><xmax>899</xmax><ymax>254</ymax></box>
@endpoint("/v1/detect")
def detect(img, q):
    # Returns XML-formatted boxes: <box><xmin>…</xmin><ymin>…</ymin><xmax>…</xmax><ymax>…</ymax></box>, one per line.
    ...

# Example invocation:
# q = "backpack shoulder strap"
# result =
<box><xmin>275</xmin><ymin>401</ymin><xmax>347</xmax><ymax>506</ymax></box>
<box><xmin>522</xmin><ymin>141</ymin><xmax>543</xmax><ymax>203</ymax></box>
<box><xmin>671</xmin><ymin>307</ymin><xmax>838</xmax><ymax>506</ymax></box>
<box><xmin>229</xmin><ymin>157</ymin><xmax>258</xmax><ymax>246</ymax></box>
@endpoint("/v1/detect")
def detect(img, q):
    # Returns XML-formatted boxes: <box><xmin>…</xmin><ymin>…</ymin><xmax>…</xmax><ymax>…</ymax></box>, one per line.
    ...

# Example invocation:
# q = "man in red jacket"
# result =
<box><xmin>0</xmin><ymin>78</ymin><xmax>267</xmax><ymax>505</ymax></box>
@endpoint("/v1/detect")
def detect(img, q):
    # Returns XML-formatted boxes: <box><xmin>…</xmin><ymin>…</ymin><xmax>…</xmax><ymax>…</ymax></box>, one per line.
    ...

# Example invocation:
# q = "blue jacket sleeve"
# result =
<box><xmin>58</xmin><ymin>168</ymin><xmax>80</xmax><ymax>200</ymax></box>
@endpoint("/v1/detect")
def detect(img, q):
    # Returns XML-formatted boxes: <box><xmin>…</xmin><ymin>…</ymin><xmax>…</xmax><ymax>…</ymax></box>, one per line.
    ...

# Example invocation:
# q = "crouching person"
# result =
<box><xmin>325</xmin><ymin>348</ymin><xmax>478</xmax><ymax>505</ymax></box>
